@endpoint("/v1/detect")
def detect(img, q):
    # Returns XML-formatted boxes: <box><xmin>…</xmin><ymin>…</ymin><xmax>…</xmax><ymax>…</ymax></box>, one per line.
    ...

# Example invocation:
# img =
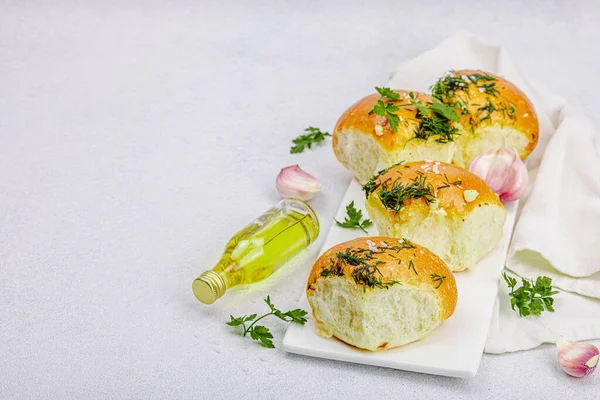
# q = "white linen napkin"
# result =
<box><xmin>388</xmin><ymin>31</ymin><xmax>600</xmax><ymax>354</ymax></box>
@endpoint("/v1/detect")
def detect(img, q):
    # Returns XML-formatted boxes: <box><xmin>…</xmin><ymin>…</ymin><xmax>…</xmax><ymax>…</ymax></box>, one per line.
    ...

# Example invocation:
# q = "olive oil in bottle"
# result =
<box><xmin>192</xmin><ymin>198</ymin><xmax>320</xmax><ymax>304</ymax></box>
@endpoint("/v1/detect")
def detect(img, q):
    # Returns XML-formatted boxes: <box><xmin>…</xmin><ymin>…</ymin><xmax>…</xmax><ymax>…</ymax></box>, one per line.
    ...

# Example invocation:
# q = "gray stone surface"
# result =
<box><xmin>1</xmin><ymin>1</ymin><xmax>599</xmax><ymax>398</ymax></box>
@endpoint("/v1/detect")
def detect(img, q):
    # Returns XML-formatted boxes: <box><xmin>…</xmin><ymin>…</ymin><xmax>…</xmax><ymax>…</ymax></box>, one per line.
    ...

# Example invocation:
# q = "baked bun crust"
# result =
<box><xmin>432</xmin><ymin>69</ymin><xmax>538</xmax><ymax>166</ymax></box>
<box><xmin>332</xmin><ymin>71</ymin><xmax>538</xmax><ymax>183</ymax></box>
<box><xmin>364</xmin><ymin>161</ymin><xmax>506</xmax><ymax>271</ymax></box>
<box><xmin>333</xmin><ymin>90</ymin><xmax>458</xmax><ymax>184</ymax></box>
<box><xmin>307</xmin><ymin>236</ymin><xmax>457</xmax><ymax>351</ymax></box>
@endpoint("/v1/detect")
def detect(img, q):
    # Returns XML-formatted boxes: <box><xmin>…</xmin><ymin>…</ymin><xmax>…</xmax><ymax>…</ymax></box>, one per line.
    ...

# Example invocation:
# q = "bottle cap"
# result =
<box><xmin>192</xmin><ymin>270</ymin><xmax>227</xmax><ymax>304</ymax></box>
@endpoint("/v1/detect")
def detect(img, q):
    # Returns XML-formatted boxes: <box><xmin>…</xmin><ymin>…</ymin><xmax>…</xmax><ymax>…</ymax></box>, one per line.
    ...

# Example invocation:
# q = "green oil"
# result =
<box><xmin>192</xmin><ymin>199</ymin><xmax>320</xmax><ymax>304</ymax></box>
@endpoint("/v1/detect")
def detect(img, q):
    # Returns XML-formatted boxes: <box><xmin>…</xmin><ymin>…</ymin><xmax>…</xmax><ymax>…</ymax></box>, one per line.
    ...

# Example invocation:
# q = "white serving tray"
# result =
<box><xmin>283</xmin><ymin>179</ymin><xmax>517</xmax><ymax>378</ymax></box>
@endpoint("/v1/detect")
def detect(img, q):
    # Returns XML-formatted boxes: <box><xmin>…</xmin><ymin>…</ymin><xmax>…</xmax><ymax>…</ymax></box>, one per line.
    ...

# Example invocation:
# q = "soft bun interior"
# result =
<box><xmin>458</xmin><ymin>125</ymin><xmax>530</xmax><ymax>168</ymax></box>
<box><xmin>309</xmin><ymin>277</ymin><xmax>441</xmax><ymax>351</ymax></box>
<box><xmin>366</xmin><ymin>199</ymin><xmax>505</xmax><ymax>271</ymax></box>
<box><xmin>335</xmin><ymin>124</ymin><xmax>530</xmax><ymax>183</ymax></box>
<box><xmin>334</xmin><ymin>129</ymin><xmax>384</xmax><ymax>184</ymax></box>
<box><xmin>334</xmin><ymin>129</ymin><xmax>458</xmax><ymax>184</ymax></box>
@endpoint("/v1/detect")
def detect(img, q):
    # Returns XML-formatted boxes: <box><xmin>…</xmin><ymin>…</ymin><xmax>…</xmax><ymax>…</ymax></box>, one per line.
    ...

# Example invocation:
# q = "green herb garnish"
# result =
<box><xmin>408</xmin><ymin>260</ymin><xmax>418</xmax><ymax>275</ymax></box>
<box><xmin>397</xmin><ymin>238</ymin><xmax>416</xmax><ymax>250</ymax></box>
<box><xmin>469</xmin><ymin>73</ymin><xmax>496</xmax><ymax>82</ymax></box>
<box><xmin>353</xmin><ymin>262</ymin><xmax>401</xmax><ymax>292</ymax></box>
<box><xmin>227</xmin><ymin>296</ymin><xmax>307</xmax><ymax>348</ymax></box>
<box><xmin>478</xmin><ymin>82</ymin><xmax>499</xmax><ymax>96</ymax></box>
<box><xmin>405</xmin><ymin>92</ymin><xmax>460</xmax><ymax>143</ymax></box>
<box><xmin>376</xmin><ymin>172</ymin><xmax>436</xmax><ymax>214</ymax></box>
<box><xmin>369</xmin><ymin>87</ymin><xmax>459</xmax><ymax>141</ymax></box>
<box><xmin>321</xmin><ymin>247</ymin><xmax>401</xmax><ymax>291</ymax></box>
<box><xmin>413</xmin><ymin>113</ymin><xmax>460</xmax><ymax>143</ymax></box>
<box><xmin>437</xmin><ymin>173</ymin><xmax>462</xmax><ymax>190</ymax></box>
<box><xmin>375</xmin><ymin>86</ymin><xmax>402</xmax><ymax>100</ymax></box>
<box><xmin>431</xmin><ymin>74</ymin><xmax>466</xmax><ymax>103</ymax></box>
<box><xmin>335</xmin><ymin>201</ymin><xmax>373</xmax><ymax>233</ymax></box>
<box><xmin>428</xmin><ymin>102</ymin><xmax>460</xmax><ymax>121</ymax></box>
<box><xmin>430</xmin><ymin>273</ymin><xmax>446</xmax><ymax>289</ymax></box>
<box><xmin>369</xmin><ymin>88</ymin><xmax>402</xmax><ymax>132</ymax></box>
<box><xmin>290</xmin><ymin>127</ymin><xmax>331</xmax><ymax>154</ymax></box>
<box><xmin>477</xmin><ymin>102</ymin><xmax>496</xmax><ymax>122</ymax></box>
<box><xmin>431</xmin><ymin>71</ymin><xmax>498</xmax><ymax>122</ymax></box>
<box><xmin>362</xmin><ymin>161</ymin><xmax>405</xmax><ymax>198</ymax></box>
<box><xmin>503</xmin><ymin>273</ymin><xmax>559</xmax><ymax>317</ymax></box>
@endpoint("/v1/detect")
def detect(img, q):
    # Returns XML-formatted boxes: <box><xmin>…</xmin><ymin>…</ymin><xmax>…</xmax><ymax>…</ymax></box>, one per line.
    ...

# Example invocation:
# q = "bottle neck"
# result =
<box><xmin>192</xmin><ymin>270</ymin><xmax>227</xmax><ymax>304</ymax></box>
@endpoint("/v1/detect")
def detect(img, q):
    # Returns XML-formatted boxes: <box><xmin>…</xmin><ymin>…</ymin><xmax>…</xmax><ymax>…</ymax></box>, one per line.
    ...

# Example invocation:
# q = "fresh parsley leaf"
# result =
<box><xmin>290</xmin><ymin>127</ymin><xmax>331</xmax><ymax>154</ymax></box>
<box><xmin>428</xmin><ymin>102</ymin><xmax>460</xmax><ymax>121</ymax></box>
<box><xmin>369</xmin><ymin>90</ymin><xmax>401</xmax><ymax>132</ymax></box>
<box><xmin>283</xmin><ymin>309</ymin><xmax>308</xmax><ymax>324</ymax></box>
<box><xmin>250</xmin><ymin>325</ymin><xmax>274</xmax><ymax>348</ymax></box>
<box><xmin>264</xmin><ymin>295</ymin><xmax>275</xmax><ymax>312</ymax></box>
<box><xmin>335</xmin><ymin>200</ymin><xmax>372</xmax><ymax>234</ymax></box>
<box><xmin>226</xmin><ymin>315</ymin><xmax>245</xmax><ymax>326</ymax></box>
<box><xmin>503</xmin><ymin>272</ymin><xmax>559</xmax><ymax>317</ymax></box>
<box><xmin>386</xmin><ymin>110</ymin><xmax>400</xmax><ymax>132</ymax></box>
<box><xmin>503</xmin><ymin>272</ymin><xmax>517</xmax><ymax>290</ymax></box>
<box><xmin>375</xmin><ymin>86</ymin><xmax>401</xmax><ymax>100</ymax></box>
<box><xmin>226</xmin><ymin>296</ymin><xmax>307</xmax><ymax>348</ymax></box>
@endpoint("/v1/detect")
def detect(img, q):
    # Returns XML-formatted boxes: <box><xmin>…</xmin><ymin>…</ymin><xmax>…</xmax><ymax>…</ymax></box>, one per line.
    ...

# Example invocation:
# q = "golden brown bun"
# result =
<box><xmin>332</xmin><ymin>90</ymin><xmax>458</xmax><ymax>183</ymax></box>
<box><xmin>364</xmin><ymin>161</ymin><xmax>506</xmax><ymax>271</ymax></box>
<box><xmin>332</xmin><ymin>70</ymin><xmax>539</xmax><ymax>184</ymax></box>
<box><xmin>435</xmin><ymin>69</ymin><xmax>539</xmax><ymax>160</ymax></box>
<box><xmin>333</xmin><ymin>90</ymin><xmax>434</xmax><ymax>153</ymax></box>
<box><xmin>306</xmin><ymin>236</ymin><xmax>457</xmax><ymax>351</ymax></box>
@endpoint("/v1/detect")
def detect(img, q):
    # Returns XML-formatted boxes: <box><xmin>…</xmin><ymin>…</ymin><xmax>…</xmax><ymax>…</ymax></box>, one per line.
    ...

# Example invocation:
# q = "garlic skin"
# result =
<box><xmin>468</xmin><ymin>147</ymin><xmax>528</xmax><ymax>202</ymax></box>
<box><xmin>275</xmin><ymin>165</ymin><xmax>321</xmax><ymax>201</ymax></box>
<box><xmin>556</xmin><ymin>339</ymin><xmax>599</xmax><ymax>378</ymax></box>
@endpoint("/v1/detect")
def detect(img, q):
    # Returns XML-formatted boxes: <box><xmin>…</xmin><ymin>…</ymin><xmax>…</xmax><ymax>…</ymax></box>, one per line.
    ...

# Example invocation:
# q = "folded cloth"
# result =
<box><xmin>389</xmin><ymin>31</ymin><xmax>600</xmax><ymax>354</ymax></box>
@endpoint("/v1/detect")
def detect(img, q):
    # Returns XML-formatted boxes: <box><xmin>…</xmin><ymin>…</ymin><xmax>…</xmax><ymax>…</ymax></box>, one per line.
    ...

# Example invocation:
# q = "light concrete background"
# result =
<box><xmin>1</xmin><ymin>1</ymin><xmax>599</xmax><ymax>398</ymax></box>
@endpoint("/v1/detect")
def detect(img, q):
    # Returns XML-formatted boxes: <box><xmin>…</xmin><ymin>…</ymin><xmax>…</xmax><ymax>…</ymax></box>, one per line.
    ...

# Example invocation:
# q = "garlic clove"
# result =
<box><xmin>275</xmin><ymin>165</ymin><xmax>322</xmax><ymax>201</ymax></box>
<box><xmin>556</xmin><ymin>339</ymin><xmax>599</xmax><ymax>378</ymax></box>
<box><xmin>468</xmin><ymin>147</ymin><xmax>528</xmax><ymax>202</ymax></box>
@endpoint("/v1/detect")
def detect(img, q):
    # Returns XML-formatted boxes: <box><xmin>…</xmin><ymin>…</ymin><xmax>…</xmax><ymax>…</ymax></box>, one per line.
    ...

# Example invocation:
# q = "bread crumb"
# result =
<box><xmin>464</xmin><ymin>189</ymin><xmax>479</xmax><ymax>202</ymax></box>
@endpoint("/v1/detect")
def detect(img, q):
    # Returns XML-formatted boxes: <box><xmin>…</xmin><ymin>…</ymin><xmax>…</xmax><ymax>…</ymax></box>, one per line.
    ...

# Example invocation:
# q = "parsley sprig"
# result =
<box><xmin>369</xmin><ymin>88</ymin><xmax>459</xmax><ymax>139</ymax></box>
<box><xmin>503</xmin><ymin>273</ymin><xmax>559</xmax><ymax>317</ymax></box>
<box><xmin>407</xmin><ymin>92</ymin><xmax>459</xmax><ymax>122</ymax></box>
<box><xmin>290</xmin><ymin>127</ymin><xmax>331</xmax><ymax>154</ymax></box>
<box><xmin>407</xmin><ymin>92</ymin><xmax>460</xmax><ymax>143</ymax></box>
<box><xmin>226</xmin><ymin>296</ymin><xmax>308</xmax><ymax>348</ymax></box>
<box><xmin>370</xmin><ymin>87</ymin><xmax>402</xmax><ymax>132</ymax></box>
<box><xmin>335</xmin><ymin>201</ymin><xmax>372</xmax><ymax>233</ymax></box>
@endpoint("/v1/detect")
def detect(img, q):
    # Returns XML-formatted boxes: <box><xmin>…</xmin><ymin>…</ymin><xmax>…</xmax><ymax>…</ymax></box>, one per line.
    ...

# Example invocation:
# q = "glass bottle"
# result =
<box><xmin>192</xmin><ymin>198</ymin><xmax>320</xmax><ymax>304</ymax></box>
